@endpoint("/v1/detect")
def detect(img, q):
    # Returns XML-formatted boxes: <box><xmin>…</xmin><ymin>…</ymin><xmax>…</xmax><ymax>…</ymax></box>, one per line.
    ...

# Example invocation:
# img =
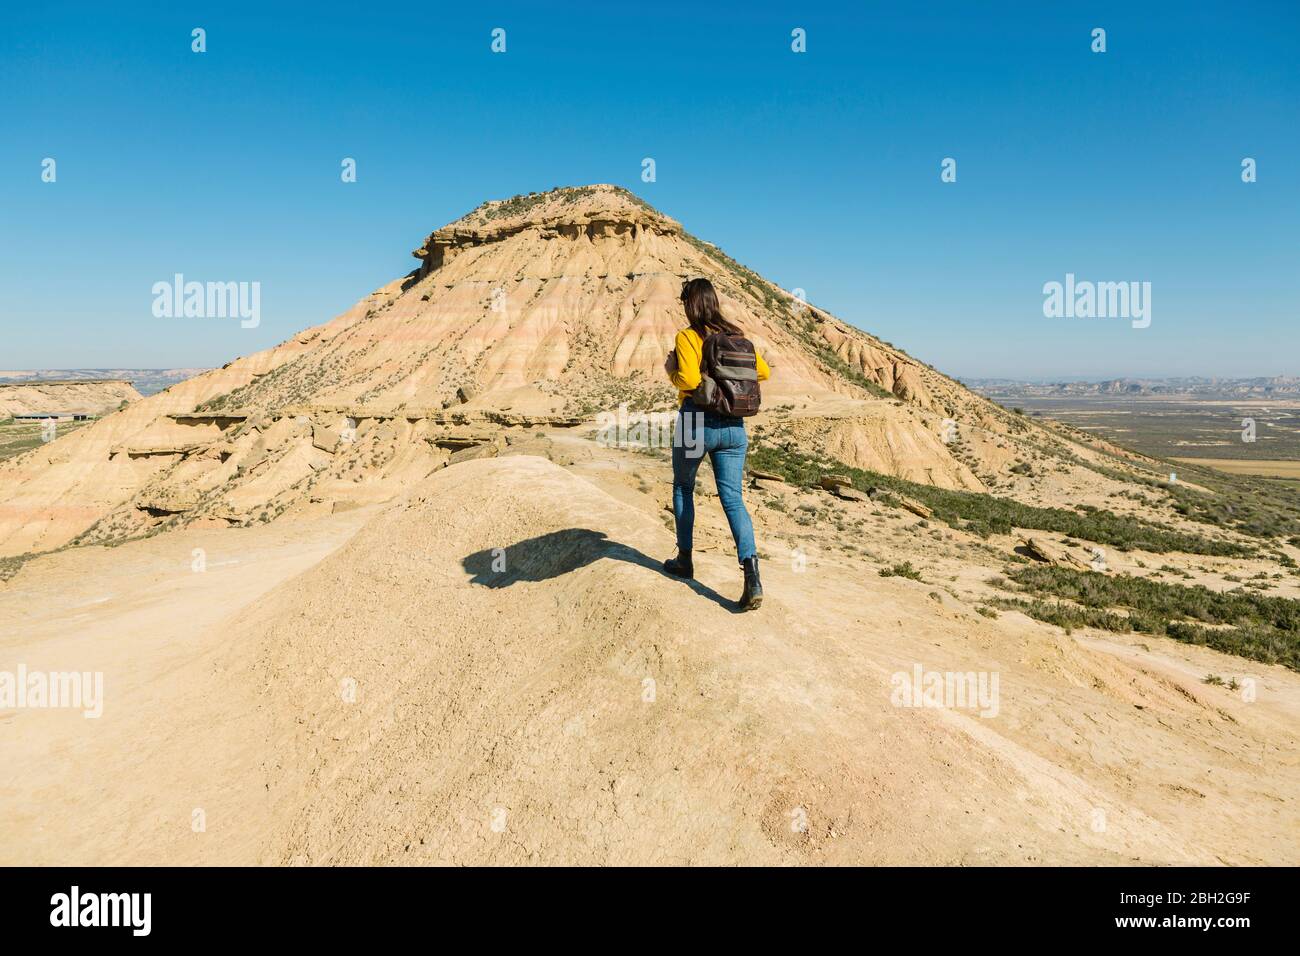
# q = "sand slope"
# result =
<box><xmin>5</xmin><ymin>455</ymin><xmax>1294</xmax><ymax>865</ymax></box>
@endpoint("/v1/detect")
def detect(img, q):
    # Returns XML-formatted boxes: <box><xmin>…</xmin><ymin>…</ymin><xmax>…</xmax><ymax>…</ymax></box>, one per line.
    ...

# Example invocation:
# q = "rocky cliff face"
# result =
<box><xmin>0</xmin><ymin>185</ymin><xmax>1037</xmax><ymax>557</ymax></box>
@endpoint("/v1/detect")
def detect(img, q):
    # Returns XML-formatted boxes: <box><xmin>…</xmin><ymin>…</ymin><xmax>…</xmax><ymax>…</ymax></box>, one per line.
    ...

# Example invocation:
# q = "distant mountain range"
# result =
<box><xmin>964</xmin><ymin>376</ymin><xmax>1300</xmax><ymax>399</ymax></box>
<box><xmin>0</xmin><ymin>369</ymin><xmax>211</xmax><ymax>397</ymax></box>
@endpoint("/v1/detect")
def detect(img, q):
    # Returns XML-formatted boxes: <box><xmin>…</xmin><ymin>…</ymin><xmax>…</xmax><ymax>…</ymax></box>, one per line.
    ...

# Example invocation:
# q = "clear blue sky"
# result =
<box><xmin>2</xmin><ymin>0</ymin><xmax>1296</xmax><ymax>379</ymax></box>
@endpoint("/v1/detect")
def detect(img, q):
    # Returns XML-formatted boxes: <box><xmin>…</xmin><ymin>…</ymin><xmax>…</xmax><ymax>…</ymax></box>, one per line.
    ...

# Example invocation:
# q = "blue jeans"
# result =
<box><xmin>672</xmin><ymin>400</ymin><xmax>757</xmax><ymax>563</ymax></box>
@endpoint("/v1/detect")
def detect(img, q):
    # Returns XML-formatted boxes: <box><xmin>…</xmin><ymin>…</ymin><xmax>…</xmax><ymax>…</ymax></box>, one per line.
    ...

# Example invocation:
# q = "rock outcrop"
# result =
<box><xmin>1019</xmin><ymin>536</ymin><xmax>1093</xmax><ymax>571</ymax></box>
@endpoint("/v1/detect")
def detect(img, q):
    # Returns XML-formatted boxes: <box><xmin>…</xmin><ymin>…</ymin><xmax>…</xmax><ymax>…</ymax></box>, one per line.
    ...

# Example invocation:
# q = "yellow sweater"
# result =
<box><xmin>669</xmin><ymin>328</ymin><xmax>770</xmax><ymax>404</ymax></box>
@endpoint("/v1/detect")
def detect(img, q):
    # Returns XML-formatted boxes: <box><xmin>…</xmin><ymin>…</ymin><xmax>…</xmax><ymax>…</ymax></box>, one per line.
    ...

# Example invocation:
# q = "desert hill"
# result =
<box><xmin>0</xmin><ymin>185</ymin><xmax>1180</xmax><ymax>559</ymax></box>
<box><xmin>2</xmin><ymin>174</ymin><xmax>1297</xmax><ymax>863</ymax></box>
<box><xmin>3</xmin><ymin>455</ymin><xmax>1295</xmax><ymax>865</ymax></box>
<box><xmin>0</xmin><ymin>379</ymin><xmax>141</xmax><ymax>418</ymax></box>
<box><xmin>0</xmin><ymin>369</ymin><xmax>207</xmax><ymax>397</ymax></box>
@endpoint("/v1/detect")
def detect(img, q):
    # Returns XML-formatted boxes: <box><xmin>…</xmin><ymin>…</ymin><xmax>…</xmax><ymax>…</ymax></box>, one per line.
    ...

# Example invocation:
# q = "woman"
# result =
<box><xmin>663</xmin><ymin>278</ymin><xmax>771</xmax><ymax>610</ymax></box>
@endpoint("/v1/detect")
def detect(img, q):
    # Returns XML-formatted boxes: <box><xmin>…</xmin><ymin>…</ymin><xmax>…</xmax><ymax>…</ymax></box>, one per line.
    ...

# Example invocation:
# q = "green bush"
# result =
<box><xmin>880</xmin><ymin>561</ymin><xmax>922</xmax><ymax>580</ymax></box>
<box><xmin>747</xmin><ymin>443</ymin><xmax>1252</xmax><ymax>557</ymax></box>
<box><xmin>994</xmin><ymin>565</ymin><xmax>1300</xmax><ymax>671</ymax></box>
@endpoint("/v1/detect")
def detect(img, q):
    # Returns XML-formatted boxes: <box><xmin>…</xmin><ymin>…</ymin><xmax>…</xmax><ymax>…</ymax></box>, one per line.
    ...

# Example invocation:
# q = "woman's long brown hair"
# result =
<box><xmin>680</xmin><ymin>278</ymin><xmax>742</xmax><ymax>336</ymax></box>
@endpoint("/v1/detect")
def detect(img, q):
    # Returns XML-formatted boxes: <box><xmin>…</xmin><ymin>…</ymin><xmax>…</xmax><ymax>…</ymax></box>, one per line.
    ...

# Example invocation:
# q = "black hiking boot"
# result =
<box><xmin>664</xmin><ymin>550</ymin><xmax>694</xmax><ymax>578</ymax></box>
<box><xmin>739</xmin><ymin>556</ymin><xmax>763</xmax><ymax>611</ymax></box>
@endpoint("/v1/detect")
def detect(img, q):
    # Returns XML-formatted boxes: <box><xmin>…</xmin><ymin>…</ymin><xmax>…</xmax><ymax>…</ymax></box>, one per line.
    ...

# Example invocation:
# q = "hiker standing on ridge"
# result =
<box><xmin>663</xmin><ymin>277</ymin><xmax>770</xmax><ymax>610</ymax></box>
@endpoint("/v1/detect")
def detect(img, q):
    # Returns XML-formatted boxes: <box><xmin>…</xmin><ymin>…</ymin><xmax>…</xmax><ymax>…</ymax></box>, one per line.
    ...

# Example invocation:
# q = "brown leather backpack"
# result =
<box><xmin>693</xmin><ymin>333</ymin><xmax>762</xmax><ymax>417</ymax></box>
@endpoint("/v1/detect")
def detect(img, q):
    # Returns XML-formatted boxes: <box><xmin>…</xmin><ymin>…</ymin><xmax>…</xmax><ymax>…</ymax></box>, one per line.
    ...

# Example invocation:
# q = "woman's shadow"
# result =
<box><xmin>461</xmin><ymin>528</ymin><xmax>736</xmax><ymax>611</ymax></box>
